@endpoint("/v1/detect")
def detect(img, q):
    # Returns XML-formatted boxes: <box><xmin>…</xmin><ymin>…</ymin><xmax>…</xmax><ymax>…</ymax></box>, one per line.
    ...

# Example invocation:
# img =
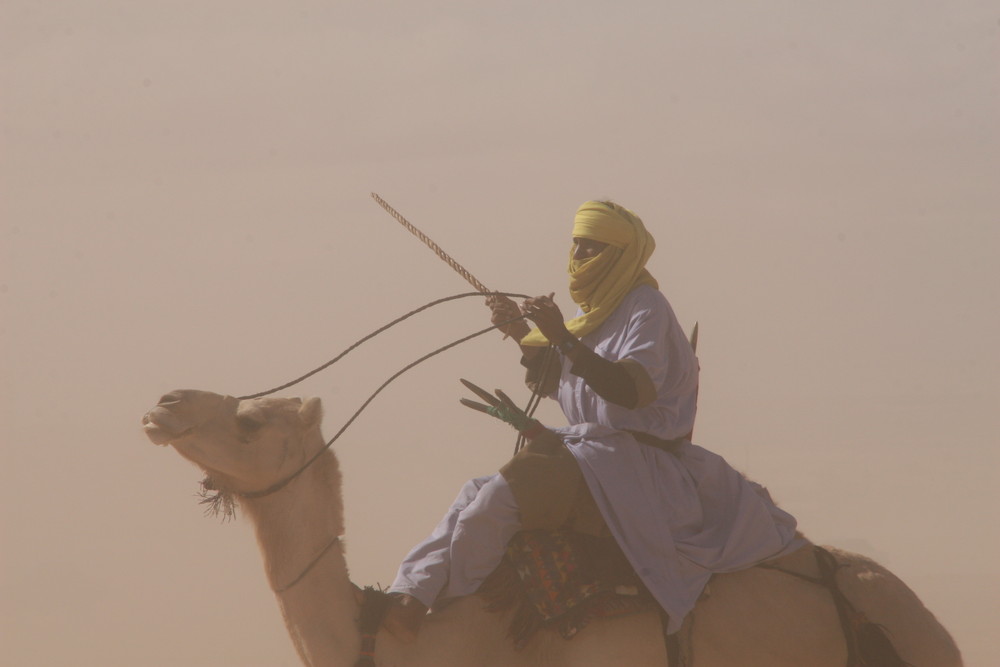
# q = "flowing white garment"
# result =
<box><xmin>554</xmin><ymin>284</ymin><xmax>699</xmax><ymax>441</ymax></box>
<box><xmin>560</xmin><ymin>425</ymin><xmax>801</xmax><ymax>632</ymax></box>
<box><xmin>392</xmin><ymin>285</ymin><xmax>801</xmax><ymax>632</ymax></box>
<box><xmin>554</xmin><ymin>285</ymin><xmax>801</xmax><ymax>632</ymax></box>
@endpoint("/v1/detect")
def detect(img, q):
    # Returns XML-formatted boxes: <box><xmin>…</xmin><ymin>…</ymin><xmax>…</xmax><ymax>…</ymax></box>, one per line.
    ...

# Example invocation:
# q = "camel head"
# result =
<box><xmin>142</xmin><ymin>389</ymin><xmax>325</xmax><ymax>496</ymax></box>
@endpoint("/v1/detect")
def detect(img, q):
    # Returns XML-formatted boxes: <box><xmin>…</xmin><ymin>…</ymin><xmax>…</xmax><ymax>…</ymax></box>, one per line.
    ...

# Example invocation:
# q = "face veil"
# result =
<box><xmin>520</xmin><ymin>201</ymin><xmax>658</xmax><ymax>346</ymax></box>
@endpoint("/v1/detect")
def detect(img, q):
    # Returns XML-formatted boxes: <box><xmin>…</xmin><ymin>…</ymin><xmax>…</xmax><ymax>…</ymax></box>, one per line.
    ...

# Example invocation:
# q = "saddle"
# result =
<box><xmin>477</xmin><ymin>529</ymin><xmax>657</xmax><ymax>648</ymax></box>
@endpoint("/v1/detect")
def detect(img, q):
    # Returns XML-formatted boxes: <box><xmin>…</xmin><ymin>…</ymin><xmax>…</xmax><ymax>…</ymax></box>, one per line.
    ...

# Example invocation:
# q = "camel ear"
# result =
<box><xmin>298</xmin><ymin>397</ymin><xmax>323</xmax><ymax>430</ymax></box>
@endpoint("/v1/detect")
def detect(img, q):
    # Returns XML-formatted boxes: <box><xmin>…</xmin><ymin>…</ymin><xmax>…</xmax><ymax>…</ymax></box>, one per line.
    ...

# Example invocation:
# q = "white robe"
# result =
<box><xmin>392</xmin><ymin>285</ymin><xmax>802</xmax><ymax>632</ymax></box>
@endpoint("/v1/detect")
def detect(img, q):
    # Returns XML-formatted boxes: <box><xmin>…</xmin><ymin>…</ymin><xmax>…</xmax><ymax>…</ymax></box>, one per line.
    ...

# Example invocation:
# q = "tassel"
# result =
<box><xmin>354</xmin><ymin>587</ymin><xmax>391</xmax><ymax>667</ymax></box>
<box><xmin>354</xmin><ymin>634</ymin><xmax>376</xmax><ymax>667</ymax></box>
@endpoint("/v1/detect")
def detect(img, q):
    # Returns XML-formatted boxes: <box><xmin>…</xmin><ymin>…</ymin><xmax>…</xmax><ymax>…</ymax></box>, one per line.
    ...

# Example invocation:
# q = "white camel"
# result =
<box><xmin>142</xmin><ymin>389</ymin><xmax>962</xmax><ymax>666</ymax></box>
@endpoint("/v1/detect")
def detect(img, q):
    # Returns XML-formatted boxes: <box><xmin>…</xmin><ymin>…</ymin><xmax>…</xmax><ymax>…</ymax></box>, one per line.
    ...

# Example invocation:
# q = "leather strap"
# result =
<box><xmin>627</xmin><ymin>430</ymin><xmax>685</xmax><ymax>455</ymax></box>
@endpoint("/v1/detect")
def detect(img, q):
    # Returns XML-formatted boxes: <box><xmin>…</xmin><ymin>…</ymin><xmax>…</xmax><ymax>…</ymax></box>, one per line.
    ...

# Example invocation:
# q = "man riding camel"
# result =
<box><xmin>383</xmin><ymin>200</ymin><xmax>803</xmax><ymax>641</ymax></box>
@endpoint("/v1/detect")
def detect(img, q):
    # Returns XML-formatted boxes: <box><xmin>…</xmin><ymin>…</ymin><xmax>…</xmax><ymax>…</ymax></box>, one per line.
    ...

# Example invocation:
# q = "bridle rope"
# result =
<box><xmin>273</xmin><ymin>534</ymin><xmax>343</xmax><ymax>594</ymax></box>
<box><xmin>237</xmin><ymin>291</ymin><xmax>527</xmax><ymax>400</ymax></box>
<box><xmin>198</xmin><ymin>292</ymin><xmax>534</xmax><ymax>511</ymax></box>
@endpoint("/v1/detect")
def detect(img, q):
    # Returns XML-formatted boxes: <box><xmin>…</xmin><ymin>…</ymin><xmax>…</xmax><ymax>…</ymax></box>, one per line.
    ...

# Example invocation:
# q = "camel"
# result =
<box><xmin>141</xmin><ymin>389</ymin><xmax>962</xmax><ymax>666</ymax></box>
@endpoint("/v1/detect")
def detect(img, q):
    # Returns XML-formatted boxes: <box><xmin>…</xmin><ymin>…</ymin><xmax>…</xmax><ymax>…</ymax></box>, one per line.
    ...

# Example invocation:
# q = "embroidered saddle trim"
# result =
<box><xmin>478</xmin><ymin>529</ymin><xmax>655</xmax><ymax>648</ymax></box>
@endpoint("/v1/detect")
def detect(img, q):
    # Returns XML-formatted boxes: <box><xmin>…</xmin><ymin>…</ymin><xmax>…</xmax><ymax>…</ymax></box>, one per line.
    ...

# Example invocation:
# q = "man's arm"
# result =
<box><xmin>522</xmin><ymin>295</ymin><xmax>649</xmax><ymax>409</ymax></box>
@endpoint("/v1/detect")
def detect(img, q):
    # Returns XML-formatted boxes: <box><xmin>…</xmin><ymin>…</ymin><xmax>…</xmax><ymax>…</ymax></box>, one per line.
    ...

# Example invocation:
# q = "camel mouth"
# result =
<box><xmin>142</xmin><ymin>407</ymin><xmax>194</xmax><ymax>446</ymax></box>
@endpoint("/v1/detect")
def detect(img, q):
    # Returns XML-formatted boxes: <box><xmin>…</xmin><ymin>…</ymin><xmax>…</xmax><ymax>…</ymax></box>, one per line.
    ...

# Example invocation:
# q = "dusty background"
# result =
<box><xmin>3</xmin><ymin>2</ymin><xmax>998</xmax><ymax>665</ymax></box>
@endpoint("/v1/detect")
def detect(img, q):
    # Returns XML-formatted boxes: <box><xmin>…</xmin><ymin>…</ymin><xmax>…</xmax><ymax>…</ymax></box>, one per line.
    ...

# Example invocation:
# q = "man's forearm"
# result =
<box><xmin>557</xmin><ymin>337</ymin><xmax>639</xmax><ymax>409</ymax></box>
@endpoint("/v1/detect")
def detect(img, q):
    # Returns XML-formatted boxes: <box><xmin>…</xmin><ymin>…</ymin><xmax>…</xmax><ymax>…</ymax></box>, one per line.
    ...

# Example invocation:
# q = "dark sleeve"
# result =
<box><xmin>569</xmin><ymin>347</ymin><xmax>639</xmax><ymax>409</ymax></box>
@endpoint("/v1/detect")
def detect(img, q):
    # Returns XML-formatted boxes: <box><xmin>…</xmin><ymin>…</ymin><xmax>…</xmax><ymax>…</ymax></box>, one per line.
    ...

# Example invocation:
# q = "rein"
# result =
<box><xmin>238</xmin><ymin>291</ymin><xmax>527</xmax><ymax>400</ymax></box>
<box><xmin>200</xmin><ymin>292</ymin><xmax>532</xmax><ymax>512</ymax></box>
<box><xmin>274</xmin><ymin>534</ymin><xmax>343</xmax><ymax>594</ymax></box>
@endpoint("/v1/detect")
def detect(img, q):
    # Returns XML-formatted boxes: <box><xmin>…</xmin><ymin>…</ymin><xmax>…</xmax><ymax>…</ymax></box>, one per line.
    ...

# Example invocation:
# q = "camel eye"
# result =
<box><xmin>236</xmin><ymin>414</ymin><xmax>264</xmax><ymax>433</ymax></box>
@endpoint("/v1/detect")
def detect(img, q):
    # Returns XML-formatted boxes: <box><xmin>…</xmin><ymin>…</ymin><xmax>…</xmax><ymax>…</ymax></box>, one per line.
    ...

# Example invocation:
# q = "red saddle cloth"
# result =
<box><xmin>479</xmin><ymin>529</ymin><xmax>656</xmax><ymax>648</ymax></box>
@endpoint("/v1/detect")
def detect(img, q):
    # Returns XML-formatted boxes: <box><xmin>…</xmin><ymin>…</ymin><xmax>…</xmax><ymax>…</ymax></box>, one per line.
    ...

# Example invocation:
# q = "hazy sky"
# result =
<box><xmin>3</xmin><ymin>2</ymin><xmax>998</xmax><ymax>665</ymax></box>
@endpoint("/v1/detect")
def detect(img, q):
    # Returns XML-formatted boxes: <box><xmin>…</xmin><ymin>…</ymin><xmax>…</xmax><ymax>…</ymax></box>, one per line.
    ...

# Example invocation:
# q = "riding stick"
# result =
<box><xmin>370</xmin><ymin>193</ymin><xmax>490</xmax><ymax>294</ymax></box>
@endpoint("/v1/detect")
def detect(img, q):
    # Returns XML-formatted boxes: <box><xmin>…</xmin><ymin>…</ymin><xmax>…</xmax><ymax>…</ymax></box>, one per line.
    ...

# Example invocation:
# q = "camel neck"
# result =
<box><xmin>240</xmin><ymin>448</ymin><xmax>344</xmax><ymax>591</ymax></box>
<box><xmin>240</xmin><ymin>447</ymin><xmax>361</xmax><ymax>665</ymax></box>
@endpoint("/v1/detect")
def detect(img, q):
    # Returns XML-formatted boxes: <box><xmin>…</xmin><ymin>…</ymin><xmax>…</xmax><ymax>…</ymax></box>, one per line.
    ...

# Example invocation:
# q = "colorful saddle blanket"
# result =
<box><xmin>479</xmin><ymin>529</ymin><xmax>656</xmax><ymax>648</ymax></box>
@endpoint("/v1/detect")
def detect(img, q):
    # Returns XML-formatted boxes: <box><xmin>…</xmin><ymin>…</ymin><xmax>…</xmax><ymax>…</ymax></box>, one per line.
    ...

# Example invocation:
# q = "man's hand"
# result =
<box><xmin>521</xmin><ymin>293</ymin><xmax>571</xmax><ymax>345</ymax></box>
<box><xmin>486</xmin><ymin>293</ymin><xmax>530</xmax><ymax>340</ymax></box>
<box><xmin>459</xmin><ymin>379</ymin><xmax>548</xmax><ymax>440</ymax></box>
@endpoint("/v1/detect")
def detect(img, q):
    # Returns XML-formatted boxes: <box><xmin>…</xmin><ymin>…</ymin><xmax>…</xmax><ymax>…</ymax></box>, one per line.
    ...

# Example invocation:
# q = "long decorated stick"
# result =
<box><xmin>371</xmin><ymin>193</ymin><xmax>490</xmax><ymax>293</ymax></box>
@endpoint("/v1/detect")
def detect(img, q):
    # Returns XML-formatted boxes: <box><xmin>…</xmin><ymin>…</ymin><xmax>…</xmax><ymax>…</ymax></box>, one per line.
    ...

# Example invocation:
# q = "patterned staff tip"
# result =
<box><xmin>370</xmin><ymin>193</ymin><xmax>490</xmax><ymax>294</ymax></box>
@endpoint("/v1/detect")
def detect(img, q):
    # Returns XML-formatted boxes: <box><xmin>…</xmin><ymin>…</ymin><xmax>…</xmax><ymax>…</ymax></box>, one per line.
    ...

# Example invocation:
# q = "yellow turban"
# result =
<box><xmin>520</xmin><ymin>201</ymin><xmax>658</xmax><ymax>346</ymax></box>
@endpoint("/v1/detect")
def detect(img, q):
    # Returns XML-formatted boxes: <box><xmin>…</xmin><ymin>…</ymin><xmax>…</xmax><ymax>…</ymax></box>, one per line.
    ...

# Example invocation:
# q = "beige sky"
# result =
<box><xmin>3</xmin><ymin>1</ymin><xmax>998</xmax><ymax>665</ymax></box>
